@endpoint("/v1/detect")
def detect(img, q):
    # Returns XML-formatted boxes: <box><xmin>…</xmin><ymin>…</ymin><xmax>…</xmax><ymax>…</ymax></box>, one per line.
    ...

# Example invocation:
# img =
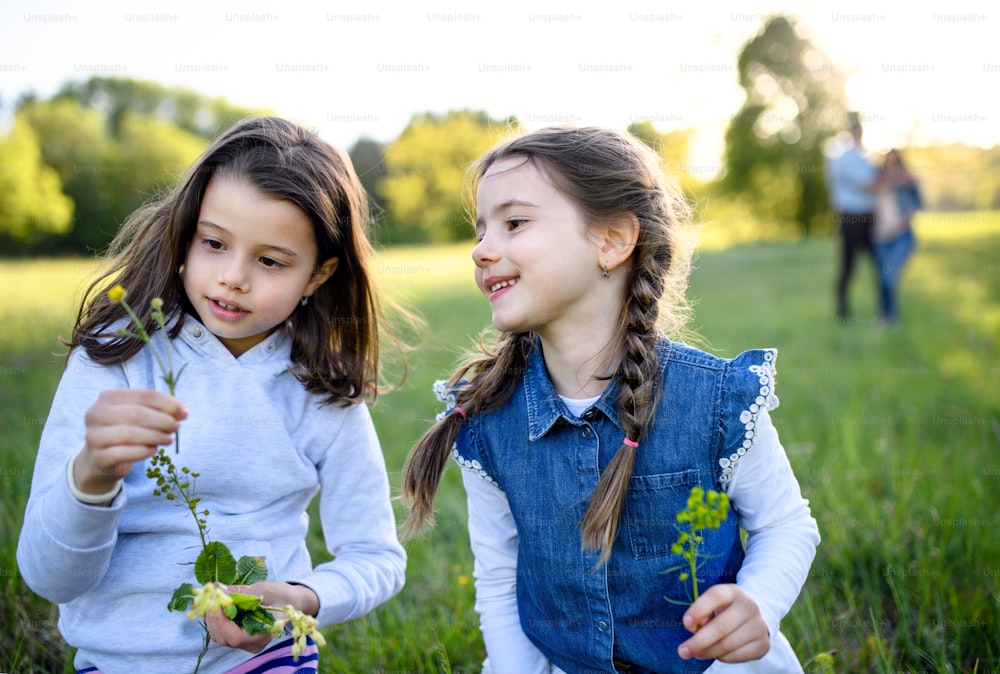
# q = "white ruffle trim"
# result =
<box><xmin>434</xmin><ymin>380</ymin><xmax>498</xmax><ymax>486</ymax></box>
<box><xmin>451</xmin><ymin>447</ymin><xmax>497</xmax><ymax>486</ymax></box>
<box><xmin>433</xmin><ymin>379</ymin><xmax>458</xmax><ymax>422</ymax></box>
<box><xmin>719</xmin><ymin>349</ymin><xmax>778</xmax><ymax>484</ymax></box>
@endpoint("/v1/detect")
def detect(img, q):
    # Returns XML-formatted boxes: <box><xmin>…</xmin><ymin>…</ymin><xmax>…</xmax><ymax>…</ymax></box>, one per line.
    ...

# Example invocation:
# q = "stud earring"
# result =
<box><xmin>300</xmin><ymin>296</ymin><xmax>309</xmax><ymax>307</ymax></box>
<box><xmin>178</xmin><ymin>264</ymin><xmax>185</xmax><ymax>275</ymax></box>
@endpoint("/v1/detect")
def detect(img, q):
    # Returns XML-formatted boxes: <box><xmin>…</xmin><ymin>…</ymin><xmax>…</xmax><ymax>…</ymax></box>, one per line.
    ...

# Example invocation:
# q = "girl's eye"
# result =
<box><xmin>507</xmin><ymin>218</ymin><xmax>526</xmax><ymax>230</ymax></box>
<box><xmin>203</xmin><ymin>238</ymin><xmax>224</xmax><ymax>250</ymax></box>
<box><xmin>260</xmin><ymin>257</ymin><xmax>286</xmax><ymax>269</ymax></box>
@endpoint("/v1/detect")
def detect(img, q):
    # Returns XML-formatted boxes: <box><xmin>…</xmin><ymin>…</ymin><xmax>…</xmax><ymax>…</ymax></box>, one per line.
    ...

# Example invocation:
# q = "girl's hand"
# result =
<box><xmin>205</xmin><ymin>581</ymin><xmax>320</xmax><ymax>653</ymax></box>
<box><xmin>75</xmin><ymin>389</ymin><xmax>187</xmax><ymax>497</ymax></box>
<box><xmin>677</xmin><ymin>583</ymin><xmax>770</xmax><ymax>663</ymax></box>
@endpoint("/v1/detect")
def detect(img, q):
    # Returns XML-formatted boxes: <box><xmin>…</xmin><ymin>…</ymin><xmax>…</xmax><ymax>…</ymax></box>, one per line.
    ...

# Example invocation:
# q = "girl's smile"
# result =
<box><xmin>482</xmin><ymin>275</ymin><xmax>519</xmax><ymax>301</ymax></box>
<box><xmin>206</xmin><ymin>296</ymin><xmax>251</xmax><ymax>322</ymax></box>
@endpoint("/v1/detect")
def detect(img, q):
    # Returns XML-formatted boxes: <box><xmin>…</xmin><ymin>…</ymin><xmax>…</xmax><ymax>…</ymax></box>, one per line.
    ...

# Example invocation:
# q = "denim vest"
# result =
<box><xmin>895</xmin><ymin>183</ymin><xmax>922</xmax><ymax>217</ymax></box>
<box><xmin>444</xmin><ymin>339</ymin><xmax>779</xmax><ymax>674</ymax></box>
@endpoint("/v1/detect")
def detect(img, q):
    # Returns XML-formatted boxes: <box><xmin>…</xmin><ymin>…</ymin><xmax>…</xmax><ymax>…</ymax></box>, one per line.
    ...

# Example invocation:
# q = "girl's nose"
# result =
<box><xmin>472</xmin><ymin>232</ymin><xmax>497</xmax><ymax>267</ymax></box>
<box><xmin>218</xmin><ymin>259</ymin><xmax>249</xmax><ymax>291</ymax></box>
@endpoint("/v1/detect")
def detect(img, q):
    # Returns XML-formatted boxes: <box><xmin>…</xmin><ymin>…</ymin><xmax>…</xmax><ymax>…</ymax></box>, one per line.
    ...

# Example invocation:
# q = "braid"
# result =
<box><xmin>400</xmin><ymin>331</ymin><xmax>532</xmax><ymax>539</ymax></box>
<box><xmin>580</xmin><ymin>236</ymin><xmax>669</xmax><ymax>563</ymax></box>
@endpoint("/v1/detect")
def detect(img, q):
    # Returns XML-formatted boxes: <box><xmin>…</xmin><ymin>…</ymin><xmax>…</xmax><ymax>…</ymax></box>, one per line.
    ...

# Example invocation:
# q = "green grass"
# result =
<box><xmin>2</xmin><ymin>211</ymin><xmax>999</xmax><ymax>672</ymax></box>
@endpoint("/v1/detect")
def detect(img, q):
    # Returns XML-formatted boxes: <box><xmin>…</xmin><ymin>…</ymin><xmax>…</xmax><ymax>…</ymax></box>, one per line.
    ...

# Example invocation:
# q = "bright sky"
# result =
<box><xmin>1</xmin><ymin>0</ymin><xmax>996</xmax><ymax>173</ymax></box>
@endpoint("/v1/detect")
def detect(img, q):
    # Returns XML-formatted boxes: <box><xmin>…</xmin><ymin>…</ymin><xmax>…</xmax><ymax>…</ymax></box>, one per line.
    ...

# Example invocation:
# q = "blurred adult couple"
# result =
<box><xmin>826</xmin><ymin>113</ymin><xmax>922</xmax><ymax>324</ymax></box>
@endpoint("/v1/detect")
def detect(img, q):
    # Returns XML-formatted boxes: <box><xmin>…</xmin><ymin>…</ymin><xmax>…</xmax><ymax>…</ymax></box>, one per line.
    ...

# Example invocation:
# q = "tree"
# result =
<box><xmin>719</xmin><ymin>15</ymin><xmax>846</xmax><ymax>236</ymax></box>
<box><xmin>627</xmin><ymin>121</ymin><xmax>699</xmax><ymax>196</ymax></box>
<box><xmin>348</xmin><ymin>137</ymin><xmax>391</xmax><ymax>242</ymax></box>
<box><xmin>56</xmin><ymin>77</ymin><xmax>267</xmax><ymax>140</ymax></box>
<box><xmin>0</xmin><ymin>115</ymin><xmax>73</xmax><ymax>248</ymax></box>
<box><xmin>379</xmin><ymin>110</ymin><xmax>517</xmax><ymax>243</ymax></box>
<box><xmin>904</xmin><ymin>143</ymin><xmax>1000</xmax><ymax>211</ymax></box>
<box><xmin>17</xmin><ymin>97</ymin><xmax>118</xmax><ymax>253</ymax></box>
<box><xmin>114</xmin><ymin>112</ymin><xmax>207</xmax><ymax>210</ymax></box>
<box><xmin>14</xmin><ymin>77</ymin><xmax>266</xmax><ymax>255</ymax></box>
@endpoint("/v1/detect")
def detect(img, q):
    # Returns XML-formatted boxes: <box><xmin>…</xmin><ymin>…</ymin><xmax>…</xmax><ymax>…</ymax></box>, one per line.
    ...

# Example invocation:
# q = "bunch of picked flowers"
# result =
<box><xmin>109</xmin><ymin>286</ymin><xmax>325</xmax><ymax>672</ymax></box>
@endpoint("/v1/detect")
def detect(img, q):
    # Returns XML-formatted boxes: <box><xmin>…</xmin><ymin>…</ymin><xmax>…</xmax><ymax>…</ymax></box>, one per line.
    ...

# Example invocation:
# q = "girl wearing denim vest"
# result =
<box><xmin>402</xmin><ymin>127</ymin><xmax>820</xmax><ymax>673</ymax></box>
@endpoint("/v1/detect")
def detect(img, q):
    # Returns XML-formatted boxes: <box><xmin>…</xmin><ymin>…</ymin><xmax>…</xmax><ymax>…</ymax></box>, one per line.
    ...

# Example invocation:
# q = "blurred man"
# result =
<box><xmin>825</xmin><ymin>112</ymin><xmax>879</xmax><ymax>322</ymax></box>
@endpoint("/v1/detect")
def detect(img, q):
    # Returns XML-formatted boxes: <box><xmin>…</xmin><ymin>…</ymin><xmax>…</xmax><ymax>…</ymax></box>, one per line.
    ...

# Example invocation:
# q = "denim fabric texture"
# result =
<box><xmin>895</xmin><ymin>183</ymin><xmax>922</xmax><ymax>216</ymax></box>
<box><xmin>874</xmin><ymin>228</ymin><xmax>917</xmax><ymax>320</ymax></box>
<box><xmin>447</xmin><ymin>338</ymin><xmax>779</xmax><ymax>674</ymax></box>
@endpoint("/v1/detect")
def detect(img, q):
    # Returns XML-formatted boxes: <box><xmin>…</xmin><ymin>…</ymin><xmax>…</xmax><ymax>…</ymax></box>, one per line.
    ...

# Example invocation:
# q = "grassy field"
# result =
<box><xmin>2</xmin><ymin>211</ymin><xmax>998</xmax><ymax>673</ymax></box>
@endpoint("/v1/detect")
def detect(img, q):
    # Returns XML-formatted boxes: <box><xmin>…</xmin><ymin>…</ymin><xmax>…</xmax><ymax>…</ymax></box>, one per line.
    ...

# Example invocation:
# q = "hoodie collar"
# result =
<box><xmin>174</xmin><ymin>314</ymin><xmax>291</xmax><ymax>372</ymax></box>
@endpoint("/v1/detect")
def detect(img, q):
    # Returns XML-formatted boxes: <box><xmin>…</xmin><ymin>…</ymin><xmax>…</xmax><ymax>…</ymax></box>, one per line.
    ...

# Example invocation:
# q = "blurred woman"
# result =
<box><xmin>872</xmin><ymin>149</ymin><xmax>922</xmax><ymax>323</ymax></box>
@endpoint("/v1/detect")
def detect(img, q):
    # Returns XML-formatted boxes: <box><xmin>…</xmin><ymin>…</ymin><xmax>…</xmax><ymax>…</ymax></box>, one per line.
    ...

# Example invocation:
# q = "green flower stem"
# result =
<box><xmin>112</xmin><ymin>288</ymin><xmax>183</xmax><ymax>452</ymax></box>
<box><xmin>148</xmin><ymin>303</ymin><xmax>181</xmax><ymax>452</ymax></box>
<box><xmin>193</xmin><ymin>630</ymin><xmax>210</xmax><ymax>674</ymax></box>
<box><xmin>119</xmin><ymin>299</ymin><xmax>172</xmax><ymax>393</ymax></box>
<box><xmin>148</xmin><ymin>450</ymin><xmax>209</xmax><ymax>550</ymax></box>
<box><xmin>686</xmin><ymin>538</ymin><xmax>703</xmax><ymax>601</ymax></box>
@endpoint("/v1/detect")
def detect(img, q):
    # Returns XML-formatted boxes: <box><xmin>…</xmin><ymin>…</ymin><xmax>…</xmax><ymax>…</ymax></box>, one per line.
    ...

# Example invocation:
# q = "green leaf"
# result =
<box><xmin>239</xmin><ymin>607</ymin><xmax>276</xmax><ymax>636</ymax></box>
<box><xmin>167</xmin><ymin>583</ymin><xmax>194</xmax><ymax>612</ymax></box>
<box><xmin>223</xmin><ymin>603</ymin><xmax>238</xmax><ymax>620</ymax></box>
<box><xmin>228</xmin><ymin>592</ymin><xmax>263</xmax><ymax>611</ymax></box>
<box><xmin>195</xmin><ymin>541</ymin><xmax>237</xmax><ymax>585</ymax></box>
<box><xmin>235</xmin><ymin>555</ymin><xmax>269</xmax><ymax>585</ymax></box>
<box><xmin>659</xmin><ymin>562</ymin><xmax>688</xmax><ymax>575</ymax></box>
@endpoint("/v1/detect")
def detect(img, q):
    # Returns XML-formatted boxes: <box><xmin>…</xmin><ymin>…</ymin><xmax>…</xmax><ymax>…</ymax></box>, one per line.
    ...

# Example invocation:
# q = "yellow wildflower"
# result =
<box><xmin>186</xmin><ymin>583</ymin><xmax>233</xmax><ymax>619</ymax></box>
<box><xmin>815</xmin><ymin>651</ymin><xmax>835</xmax><ymax>672</ymax></box>
<box><xmin>669</xmin><ymin>485</ymin><xmax>731</xmax><ymax>602</ymax></box>
<box><xmin>108</xmin><ymin>285</ymin><xmax>127</xmax><ymax>303</ymax></box>
<box><xmin>274</xmin><ymin>604</ymin><xmax>326</xmax><ymax>659</ymax></box>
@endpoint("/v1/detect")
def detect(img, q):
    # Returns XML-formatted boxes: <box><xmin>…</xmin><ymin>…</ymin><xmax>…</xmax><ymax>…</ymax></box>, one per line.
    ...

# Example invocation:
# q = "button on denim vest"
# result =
<box><xmin>445</xmin><ymin>339</ymin><xmax>779</xmax><ymax>674</ymax></box>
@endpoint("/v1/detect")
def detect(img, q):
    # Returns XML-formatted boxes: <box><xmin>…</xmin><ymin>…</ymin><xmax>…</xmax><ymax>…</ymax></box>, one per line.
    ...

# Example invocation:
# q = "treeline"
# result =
<box><xmin>0</xmin><ymin>78</ymin><xmax>264</xmax><ymax>256</ymax></box>
<box><xmin>904</xmin><ymin>144</ymin><xmax>1000</xmax><ymax>212</ymax></box>
<box><xmin>2</xmin><ymin>71</ymin><xmax>998</xmax><ymax>256</ymax></box>
<box><xmin>0</xmin><ymin>79</ymin><xmax>700</xmax><ymax>254</ymax></box>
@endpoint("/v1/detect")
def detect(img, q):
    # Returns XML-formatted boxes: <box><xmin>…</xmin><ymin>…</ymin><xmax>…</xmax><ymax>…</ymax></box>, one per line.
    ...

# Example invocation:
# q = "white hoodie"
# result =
<box><xmin>17</xmin><ymin>317</ymin><xmax>405</xmax><ymax>674</ymax></box>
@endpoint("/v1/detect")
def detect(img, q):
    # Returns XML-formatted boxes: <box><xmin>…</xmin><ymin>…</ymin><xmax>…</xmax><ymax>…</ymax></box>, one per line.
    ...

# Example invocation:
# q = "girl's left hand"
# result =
<box><xmin>205</xmin><ymin>581</ymin><xmax>320</xmax><ymax>653</ymax></box>
<box><xmin>677</xmin><ymin>583</ymin><xmax>770</xmax><ymax>663</ymax></box>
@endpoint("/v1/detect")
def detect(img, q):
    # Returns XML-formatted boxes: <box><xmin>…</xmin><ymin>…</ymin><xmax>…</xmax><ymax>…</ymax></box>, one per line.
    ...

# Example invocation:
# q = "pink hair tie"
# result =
<box><xmin>623</xmin><ymin>437</ymin><xmax>639</xmax><ymax>449</ymax></box>
<box><xmin>451</xmin><ymin>406</ymin><xmax>467</xmax><ymax>419</ymax></box>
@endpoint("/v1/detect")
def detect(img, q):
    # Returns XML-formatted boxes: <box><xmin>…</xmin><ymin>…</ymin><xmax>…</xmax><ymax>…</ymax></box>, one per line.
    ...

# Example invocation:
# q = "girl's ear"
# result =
<box><xmin>304</xmin><ymin>256</ymin><xmax>339</xmax><ymax>296</ymax></box>
<box><xmin>599</xmin><ymin>213</ymin><xmax>640</xmax><ymax>272</ymax></box>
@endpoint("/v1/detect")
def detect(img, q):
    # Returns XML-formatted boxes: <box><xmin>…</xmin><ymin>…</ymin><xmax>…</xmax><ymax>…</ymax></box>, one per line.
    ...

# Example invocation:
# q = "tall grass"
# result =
<box><xmin>2</xmin><ymin>211</ymin><xmax>998</xmax><ymax>672</ymax></box>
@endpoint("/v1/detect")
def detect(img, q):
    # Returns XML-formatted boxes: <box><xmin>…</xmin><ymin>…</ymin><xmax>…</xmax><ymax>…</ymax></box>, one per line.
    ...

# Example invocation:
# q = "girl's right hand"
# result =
<box><xmin>677</xmin><ymin>584</ymin><xmax>769</xmax><ymax>663</ymax></box>
<box><xmin>73</xmin><ymin>389</ymin><xmax>188</xmax><ymax>497</ymax></box>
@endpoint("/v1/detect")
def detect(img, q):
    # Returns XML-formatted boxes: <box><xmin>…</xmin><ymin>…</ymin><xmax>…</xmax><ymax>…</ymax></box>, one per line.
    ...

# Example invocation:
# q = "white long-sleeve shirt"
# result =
<box><xmin>462</xmin><ymin>407</ymin><xmax>819</xmax><ymax>674</ymax></box>
<box><xmin>17</xmin><ymin>318</ymin><xmax>405</xmax><ymax>674</ymax></box>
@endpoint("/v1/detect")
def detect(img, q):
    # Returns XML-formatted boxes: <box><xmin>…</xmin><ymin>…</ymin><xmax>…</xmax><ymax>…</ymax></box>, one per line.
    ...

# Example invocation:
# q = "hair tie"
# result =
<box><xmin>623</xmin><ymin>437</ymin><xmax>639</xmax><ymax>449</ymax></box>
<box><xmin>451</xmin><ymin>406</ymin><xmax>467</xmax><ymax>420</ymax></box>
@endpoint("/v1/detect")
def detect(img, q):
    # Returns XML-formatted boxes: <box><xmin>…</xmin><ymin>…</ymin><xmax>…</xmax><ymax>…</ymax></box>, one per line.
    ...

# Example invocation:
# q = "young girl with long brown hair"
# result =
<box><xmin>402</xmin><ymin>127</ymin><xmax>820</xmax><ymax>673</ymax></box>
<box><xmin>18</xmin><ymin>117</ymin><xmax>406</xmax><ymax>673</ymax></box>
